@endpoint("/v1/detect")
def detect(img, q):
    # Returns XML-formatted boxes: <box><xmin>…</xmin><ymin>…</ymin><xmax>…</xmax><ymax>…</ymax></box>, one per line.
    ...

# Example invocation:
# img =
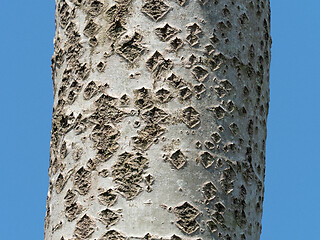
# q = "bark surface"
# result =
<box><xmin>45</xmin><ymin>0</ymin><xmax>271</xmax><ymax>239</ymax></box>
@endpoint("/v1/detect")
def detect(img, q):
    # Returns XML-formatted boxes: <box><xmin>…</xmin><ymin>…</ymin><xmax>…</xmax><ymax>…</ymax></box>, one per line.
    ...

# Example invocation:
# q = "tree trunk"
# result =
<box><xmin>45</xmin><ymin>0</ymin><xmax>271</xmax><ymax>239</ymax></box>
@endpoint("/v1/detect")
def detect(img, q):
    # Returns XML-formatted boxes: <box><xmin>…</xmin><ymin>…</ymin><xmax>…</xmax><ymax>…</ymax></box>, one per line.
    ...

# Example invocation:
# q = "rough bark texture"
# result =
<box><xmin>45</xmin><ymin>0</ymin><xmax>271</xmax><ymax>239</ymax></box>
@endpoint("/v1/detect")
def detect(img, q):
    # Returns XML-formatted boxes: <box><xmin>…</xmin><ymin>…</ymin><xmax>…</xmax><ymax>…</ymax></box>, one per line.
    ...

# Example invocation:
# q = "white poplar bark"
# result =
<box><xmin>45</xmin><ymin>0</ymin><xmax>271</xmax><ymax>239</ymax></box>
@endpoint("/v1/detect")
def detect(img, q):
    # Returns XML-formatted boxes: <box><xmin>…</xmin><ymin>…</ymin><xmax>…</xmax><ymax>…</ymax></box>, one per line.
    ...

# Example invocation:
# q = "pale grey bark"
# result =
<box><xmin>45</xmin><ymin>0</ymin><xmax>271</xmax><ymax>239</ymax></box>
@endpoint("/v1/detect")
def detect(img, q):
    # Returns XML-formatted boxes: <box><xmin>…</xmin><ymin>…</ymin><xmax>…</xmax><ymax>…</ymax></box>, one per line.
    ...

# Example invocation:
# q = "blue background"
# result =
<box><xmin>0</xmin><ymin>0</ymin><xmax>319</xmax><ymax>239</ymax></box>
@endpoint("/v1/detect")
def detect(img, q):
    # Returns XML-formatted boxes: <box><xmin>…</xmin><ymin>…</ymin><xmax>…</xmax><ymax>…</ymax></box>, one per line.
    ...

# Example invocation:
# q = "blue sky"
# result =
<box><xmin>0</xmin><ymin>0</ymin><xmax>319</xmax><ymax>239</ymax></box>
